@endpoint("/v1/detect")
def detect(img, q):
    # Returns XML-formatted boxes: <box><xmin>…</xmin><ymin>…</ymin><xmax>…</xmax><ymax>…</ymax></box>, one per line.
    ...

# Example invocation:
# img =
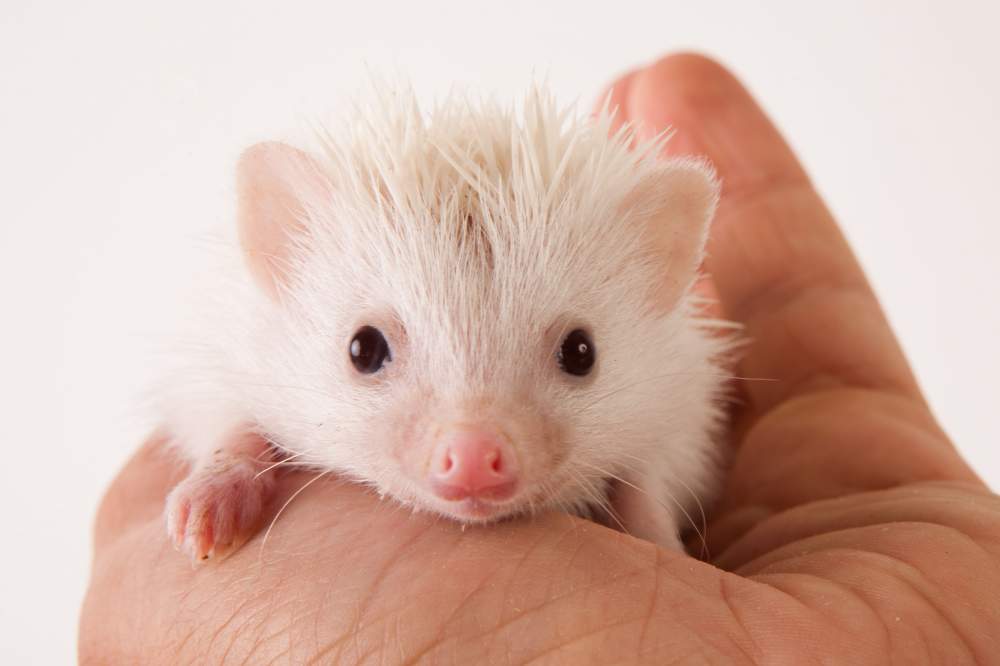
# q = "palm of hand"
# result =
<box><xmin>80</xmin><ymin>55</ymin><xmax>999</xmax><ymax>664</ymax></box>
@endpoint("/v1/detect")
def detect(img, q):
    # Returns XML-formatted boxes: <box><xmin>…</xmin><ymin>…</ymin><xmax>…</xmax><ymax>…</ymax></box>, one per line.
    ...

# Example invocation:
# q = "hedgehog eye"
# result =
<box><xmin>557</xmin><ymin>329</ymin><xmax>595</xmax><ymax>377</ymax></box>
<box><xmin>350</xmin><ymin>326</ymin><xmax>391</xmax><ymax>374</ymax></box>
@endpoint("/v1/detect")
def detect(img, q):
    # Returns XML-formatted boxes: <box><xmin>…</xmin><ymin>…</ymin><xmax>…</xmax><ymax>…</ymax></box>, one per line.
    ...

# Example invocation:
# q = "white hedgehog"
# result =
<box><xmin>160</xmin><ymin>85</ymin><xmax>733</xmax><ymax>562</ymax></box>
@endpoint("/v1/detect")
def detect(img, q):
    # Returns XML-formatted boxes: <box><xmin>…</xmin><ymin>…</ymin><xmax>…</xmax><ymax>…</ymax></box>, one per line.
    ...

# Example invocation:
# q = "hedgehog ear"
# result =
<box><xmin>628</xmin><ymin>159</ymin><xmax>719</xmax><ymax>311</ymax></box>
<box><xmin>236</xmin><ymin>142</ymin><xmax>331</xmax><ymax>298</ymax></box>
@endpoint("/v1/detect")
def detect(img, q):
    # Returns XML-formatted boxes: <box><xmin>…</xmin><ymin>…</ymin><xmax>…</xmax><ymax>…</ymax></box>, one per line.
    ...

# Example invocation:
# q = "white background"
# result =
<box><xmin>2</xmin><ymin>1</ymin><xmax>998</xmax><ymax>662</ymax></box>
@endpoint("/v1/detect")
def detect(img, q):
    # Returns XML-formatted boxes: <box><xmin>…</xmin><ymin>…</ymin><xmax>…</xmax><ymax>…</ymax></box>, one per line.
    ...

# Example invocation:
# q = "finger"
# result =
<box><xmin>615</xmin><ymin>54</ymin><xmax>981</xmax><ymax>521</ymax></box>
<box><xmin>625</xmin><ymin>54</ymin><xmax>924</xmax><ymax>421</ymax></box>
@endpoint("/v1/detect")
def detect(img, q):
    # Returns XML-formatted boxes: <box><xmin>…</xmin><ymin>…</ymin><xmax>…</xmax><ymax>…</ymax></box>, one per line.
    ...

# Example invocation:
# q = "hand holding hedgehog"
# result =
<box><xmin>81</xmin><ymin>55</ymin><xmax>999</xmax><ymax>664</ymax></box>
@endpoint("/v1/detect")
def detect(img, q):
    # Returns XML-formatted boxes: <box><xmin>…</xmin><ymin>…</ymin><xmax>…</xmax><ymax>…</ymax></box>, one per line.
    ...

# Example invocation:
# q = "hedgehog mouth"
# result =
<box><xmin>427</xmin><ymin>486</ymin><xmax>536</xmax><ymax>524</ymax></box>
<box><xmin>430</xmin><ymin>475</ymin><xmax>578</xmax><ymax>524</ymax></box>
<box><xmin>445</xmin><ymin>497</ymin><xmax>515</xmax><ymax>522</ymax></box>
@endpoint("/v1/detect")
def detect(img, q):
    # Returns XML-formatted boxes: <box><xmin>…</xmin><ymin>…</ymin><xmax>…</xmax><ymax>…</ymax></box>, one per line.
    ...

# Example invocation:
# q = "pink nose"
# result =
<box><xmin>430</xmin><ymin>430</ymin><xmax>518</xmax><ymax>501</ymax></box>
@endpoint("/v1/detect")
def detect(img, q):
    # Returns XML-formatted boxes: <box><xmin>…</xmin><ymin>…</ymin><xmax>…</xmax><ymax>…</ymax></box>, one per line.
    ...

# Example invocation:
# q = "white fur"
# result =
<box><xmin>157</xmin><ymin>84</ymin><xmax>734</xmax><ymax>547</ymax></box>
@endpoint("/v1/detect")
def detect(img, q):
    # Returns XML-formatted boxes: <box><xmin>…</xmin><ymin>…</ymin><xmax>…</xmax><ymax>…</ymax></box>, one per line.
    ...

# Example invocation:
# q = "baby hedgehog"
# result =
<box><xmin>159</xmin><ymin>86</ymin><xmax>731</xmax><ymax>562</ymax></box>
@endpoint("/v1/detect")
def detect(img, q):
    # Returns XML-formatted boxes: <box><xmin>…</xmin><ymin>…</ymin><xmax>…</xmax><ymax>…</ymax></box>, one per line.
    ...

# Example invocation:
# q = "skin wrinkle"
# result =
<box><xmin>551</xmin><ymin>517</ymin><xmax>605</xmax><ymax>578</ymax></box>
<box><xmin>493</xmin><ymin>518</ymin><xmax>552</xmax><ymax>621</ymax></box>
<box><xmin>461</xmin><ymin>557</ymin><xmax>652</xmax><ymax>642</ymax></box>
<box><xmin>721</xmin><ymin>392</ymin><xmax>974</xmax><ymax>518</ymax></box>
<box><xmin>349</xmin><ymin>611</ymin><xmax>405</xmax><ymax>666</ymax></box>
<box><xmin>741</xmin><ymin>389</ymin><xmax>952</xmax><ymax>465</ymax></box>
<box><xmin>617</xmin><ymin>650</ymin><xmax>716</xmax><ymax>666</ymax></box>
<box><xmin>210</xmin><ymin>565</ymin><xmax>281</xmax><ymax>662</ymax></box>
<box><xmin>306</xmin><ymin>566</ymin><xmax>332</xmax><ymax>661</ymax></box>
<box><xmin>888</xmin><ymin>624</ymin><xmax>934</xmax><ymax>666</ymax></box>
<box><xmin>391</xmin><ymin>529</ymin><xmax>524</xmax><ymax>658</ymax></box>
<box><xmin>168</xmin><ymin>627</ymin><xmax>198</xmax><ymax>666</ymax></box>
<box><xmin>304</xmin><ymin>571</ymin><xmax>401</xmax><ymax>663</ymax></box>
<box><xmin>307</xmin><ymin>605</ymin><xmax>358</xmax><ymax>665</ymax></box>
<box><xmin>254</xmin><ymin>610</ymin><xmax>303</xmax><ymax>666</ymax></box>
<box><xmin>306</xmin><ymin>521</ymin><xmax>459</xmax><ymax>663</ymax></box>
<box><xmin>641</xmin><ymin>567</ymin><xmax>762</xmax><ymax>664</ymax></box>
<box><xmin>449</xmin><ymin>547</ymin><xmax>657</xmax><ymax>661</ymax></box>
<box><xmin>480</xmin><ymin>522</ymin><xmax>606</xmax><ymax>630</ymax></box>
<box><xmin>516</xmin><ymin>615</ymin><xmax>664</xmax><ymax>666</ymax></box>
<box><xmin>336</xmin><ymin>576</ymin><xmax>415</xmax><ymax>661</ymax></box>
<box><xmin>856</xmin><ymin>545</ymin><xmax>979</xmax><ymax>663</ymax></box>
<box><xmin>213</xmin><ymin>594</ymin><xmax>251</xmax><ymax>663</ymax></box>
<box><xmin>194</xmin><ymin>525</ymin><xmax>320</xmax><ymax>662</ymax></box>
<box><xmin>720</xmin><ymin>483</ymin><xmax>1000</xmax><ymax>573</ymax></box>
<box><xmin>392</xmin><ymin>612</ymin><xmax>409</xmax><ymax>666</ymax></box>
<box><xmin>880</xmin><ymin>520</ymin><xmax>1000</xmax><ymax>629</ymax></box>
<box><xmin>767</xmin><ymin>292</ymin><xmax>904</xmax><ymax>391</ymax></box>
<box><xmin>634</xmin><ymin>545</ymin><xmax>661</xmax><ymax>654</ymax></box>
<box><xmin>265</xmin><ymin>594</ymin><xmax>329</xmax><ymax>662</ymax></box>
<box><xmin>414</xmin><ymin>539</ymin><xmax>661</xmax><ymax>662</ymax></box>
<box><xmin>724</xmin><ymin>284</ymin><xmax>895</xmax><ymax>398</ymax></box>
<box><xmin>754</xmin><ymin>542</ymin><xmax>981</xmax><ymax>663</ymax></box>
<box><xmin>397</xmin><ymin>633</ymin><xmax>472</xmax><ymax>666</ymax></box>
<box><xmin>230</xmin><ymin>586</ymin><xmax>299</xmax><ymax>662</ymax></box>
<box><xmin>737</xmin><ymin>418</ymin><xmax>922</xmax><ymax>503</ymax></box>
<box><xmin>262</xmin><ymin>644</ymin><xmax>294</xmax><ymax>666</ymax></box>
<box><xmin>762</xmin><ymin>523</ymin><xmax>988</xmax><ymax>649</ymax></box>
<box><xmin>716</xmin><ymin>574</ymin><xmax>765</xmax><ymax>664</ymax></box>
<box><xmin>692</xmin><ymin>170</ymin><xmax>915</xmax><ymax>394</ymax></box>
<box><xmin>819</xmin><ymin>571</ymin><xmax>904</xmax><ymax>663</ymax></box>
<box><xmin>396</xmin><ymin>554</ymin><xmax>495</xmax><ymax>665</ymax></box>
<box><xmin>658</xmin><ymin>649</ymin><xmax>730</xmax><ymax>666</ymax></box>
<box><xmin>751</xmin><ymin>570</ymin><xmax>892</xmax><ymax>661</ymax></box>
<box><xmin>199</xmin><ymin>566</ymin><xmax>272</xmax><ymax>660</ymax></box>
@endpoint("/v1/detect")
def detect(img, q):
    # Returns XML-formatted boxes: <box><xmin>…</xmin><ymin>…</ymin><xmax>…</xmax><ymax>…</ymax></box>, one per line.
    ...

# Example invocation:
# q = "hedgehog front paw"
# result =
<box><xmin>165</xmin><ymin>454</ymin><xmax>276</xmax><ymax>563</ymax></box>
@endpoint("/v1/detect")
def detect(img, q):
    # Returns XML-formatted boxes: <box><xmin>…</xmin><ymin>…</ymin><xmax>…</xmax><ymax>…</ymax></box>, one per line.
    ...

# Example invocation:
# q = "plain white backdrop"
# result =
<box><xmin>2</xmin><ymin>0</ymin><xmax>998</xmax><ymax>661</ymax></box>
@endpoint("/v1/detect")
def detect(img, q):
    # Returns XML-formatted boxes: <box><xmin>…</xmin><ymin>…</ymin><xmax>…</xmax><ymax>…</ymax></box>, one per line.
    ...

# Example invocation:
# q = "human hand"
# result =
<box><xmin>79</xmin><ymin>54</ymin><xmax>1000</xmax><ymax>664</ymax></box>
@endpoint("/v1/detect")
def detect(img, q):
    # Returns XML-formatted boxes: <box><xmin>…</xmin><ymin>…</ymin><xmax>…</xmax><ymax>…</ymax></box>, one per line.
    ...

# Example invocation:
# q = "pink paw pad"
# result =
<box><xmin>165</xmin><ymin>455</ymin><xmax>275</xmax><ymax>563</ymax></box>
